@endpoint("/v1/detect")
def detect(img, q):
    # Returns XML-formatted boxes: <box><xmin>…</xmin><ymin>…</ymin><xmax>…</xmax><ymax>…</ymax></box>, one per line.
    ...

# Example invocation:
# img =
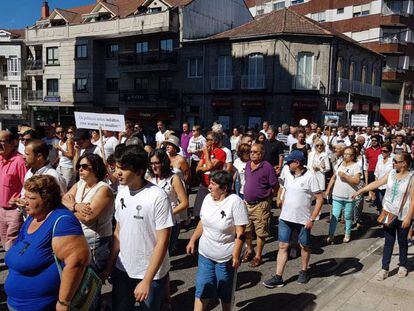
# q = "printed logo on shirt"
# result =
<box><xmin>134</xmin><ymin>205</ymin><xmax>144</xmax><ymax>220</ymax></box>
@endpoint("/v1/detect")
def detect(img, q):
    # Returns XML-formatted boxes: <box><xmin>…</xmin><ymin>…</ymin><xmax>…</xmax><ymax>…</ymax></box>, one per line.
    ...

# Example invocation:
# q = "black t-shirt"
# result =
<box><xmin>263</xmin><ymin>139</ymin><xmax>284</xmax><ymax>167</ymax></box>
<box><xmin>291</xmin><ymin>143</ymin><xmax>311</xmax><ymax>161</ymax></box>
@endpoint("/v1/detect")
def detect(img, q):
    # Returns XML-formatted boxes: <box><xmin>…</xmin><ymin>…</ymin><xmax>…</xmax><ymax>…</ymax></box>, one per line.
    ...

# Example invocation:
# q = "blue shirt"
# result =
<box><xmin>5</xmin><ymin>207</ymin><xmax>83</xmax><ymax>311</ymax></box>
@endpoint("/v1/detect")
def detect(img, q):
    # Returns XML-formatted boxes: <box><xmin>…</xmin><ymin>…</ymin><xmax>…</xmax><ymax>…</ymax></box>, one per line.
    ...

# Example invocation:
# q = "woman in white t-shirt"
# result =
<box><xmin>55</xmin><ymin>126</ymin><xmax>75</xmax><ymax>189</ymax></box>
<box><xmin>233</xmin><ymin>143</ymin><xmax>250</xmax><ymax>199</ymax></box>
<box><xmin>325</xmin><ymin>146</ymin><xmax>361</xmax><ymax>243</ymax></box>
<box><xmin>230</xmin><ymin>127</ymin><xmax>242</xmax><ymax>160</ymax></box>
<box><xmin>374</xmin><ymin>144</ymin><xmax>394</xmax><ymax>211</ymax></box>
<box><xmin>353</xmin><ymin>152</ymin><xmax>414</xmax><ymax>280</ymax></box>
<box><xmin>186</xmin><ymin>170</ymin><xmax>248</xmax><ymax>311</ymax></box>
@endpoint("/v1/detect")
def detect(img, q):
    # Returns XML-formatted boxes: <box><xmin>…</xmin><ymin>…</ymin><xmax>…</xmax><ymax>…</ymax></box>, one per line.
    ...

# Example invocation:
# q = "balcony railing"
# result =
<box><xmin>382</xmin><ymin>4</ymin><xmax>410</xmax><ymax>16</ymax></box>
<box><xmin>379</xmin><ymin>36</ymin><xmax>408</xmax><ymax>44</ymax></box>
<box><xmin>27</xmin><ymin>90</ymin><xmax>43</xmax><ymax>101</ymax></box>
<box><xmin>119</xmin><ymin>89</ymin><xmax>178</xmax><ymax>106</ymax></box>
<box><xmin>0</xmin><ymin>100</ymin><xmax>22</xmax><ymax>112</ymax></box>
<box><xmin>211</xmin><ymin>76</ymin><xmax>233</xmax><ymax>90</ymax></box>
<box><xmin>336</xmin><ymin>78</ymin><xmax>381</xmax><ymax>98</ymax></box>
<box><xmin>26</xmin><ymin>59</ymin><xmax>43</xmax><ymax>71</ymax></box>
<box><xmin>241</xmin><ymin>75</ymin><xmax>266</xmax><ymax>90</ymax></box>
<box><xmin>292</xmin><ymin>75</ymin><xmax>321</xmax><ymax>90</ymax></box>
<box><xmin>119</xmin><ymin>51</ymin><xmax>178</xmax><ymax>66</ymax></box>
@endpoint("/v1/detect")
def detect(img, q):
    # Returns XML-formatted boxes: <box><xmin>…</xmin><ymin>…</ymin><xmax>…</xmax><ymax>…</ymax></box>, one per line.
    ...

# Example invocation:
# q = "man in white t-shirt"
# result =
<box><xmin>99</xmin><ymin>130</ymin><xmax>119</xmax><ymax>161</ymax></box>
<box><xmin>155</xmin><ymin>120</ymin><xmax>167</xmax><ymax>148</ymax></box>
<box><xmin>263</xmin><ymin>150</ymin><xmax>323</xmax><ymax>288</ymax></box>
<box><xmin>101</xmin><ymin>145</ymin><xmax>174</xmax><ymax>311</ymax></box>
<box><xmin>260</xmin><ymin>121</ymin><xmax>270</xmax><ymax>139</ymax></box>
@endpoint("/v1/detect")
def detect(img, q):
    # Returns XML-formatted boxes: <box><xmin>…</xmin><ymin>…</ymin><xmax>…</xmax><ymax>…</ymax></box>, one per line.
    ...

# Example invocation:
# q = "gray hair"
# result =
<box><xmin>212</xmin><ymin>123</ymin><xmax>223</xmax><ymax>134</ymax></box>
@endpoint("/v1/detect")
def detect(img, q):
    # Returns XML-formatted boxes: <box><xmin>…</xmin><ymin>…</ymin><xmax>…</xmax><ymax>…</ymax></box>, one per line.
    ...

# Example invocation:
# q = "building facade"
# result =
<box><xmin>246</xmin><ymin>0</ymin><xmax>414</xmax><ymax>125</ymax></box>
<box><xmin>23</xmin><ymin>0</ymin><xmax>252</xmax><ymax>128</ymax></box>
<box><xmin>180</xmin><ymin>8</ymin><xmax>383</xmax><ymax>129</ymax></box>
<box><xmin>0</xmin><ymin>29</ymin><xmax>27</xmax><ymax>129</ymax></box>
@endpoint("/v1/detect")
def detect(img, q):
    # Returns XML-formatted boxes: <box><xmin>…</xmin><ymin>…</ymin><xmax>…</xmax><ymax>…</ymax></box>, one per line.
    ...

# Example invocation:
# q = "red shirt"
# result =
<box><xmin>0</xmin><ymin>151</ymin><xmax>27</xmax><ymax>208</ymax></box>
<box><xmin>200</xmin><ymin>148</ymin><xmax>226</xmax><ymax>187</ymax></box>
<box><xmin>365</xmin><ymin>146</ymin><xmax>382</xmax><ymax>172</ymax></box>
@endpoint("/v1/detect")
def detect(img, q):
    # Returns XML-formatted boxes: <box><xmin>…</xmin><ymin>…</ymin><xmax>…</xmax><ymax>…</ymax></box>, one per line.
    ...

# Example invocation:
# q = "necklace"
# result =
<box><xmin>81</xmin><ymin>183</ymin><xmax>97</xmax><ymax>202</ymax></box>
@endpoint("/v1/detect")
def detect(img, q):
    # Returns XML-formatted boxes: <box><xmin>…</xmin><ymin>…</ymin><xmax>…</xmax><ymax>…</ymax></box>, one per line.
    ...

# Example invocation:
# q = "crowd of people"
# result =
<box><xmin>1</xmin><ymin>118</ymin><xmax>414</xmax><ymax>310</ymax></box>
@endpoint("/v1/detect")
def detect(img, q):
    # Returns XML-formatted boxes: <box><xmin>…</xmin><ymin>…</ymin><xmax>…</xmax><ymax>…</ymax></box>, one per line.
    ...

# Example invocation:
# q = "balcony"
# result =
<box><xmin>27</xmin><ymin>90</ymin><xmax>43</xmax><ymax>102</ymax></box>
<box><xmin>211</xmin><ymin>76</ymin><xmax>233</xmax><ymax>90</ymax></box>
<box><xmin>241</xmin><ymin>75</ymin><xmax>266</xmax><ymax>90</ymax></box>
<box><xmin>0</xmin><ymin>100</ymin><xmax>22</xmax><ymax>114</ymax></box>
<box><xmin>118</xmin><ymin>51</ymin><xmax>177</xmax><ymax>72</ymax></box>
<box><xmin>336</xmin><ymin>78</ymin><xmax>381</xmax><ymax>98</ymax></box>
<box><xmin>292</xmin><ymin>75</ymin><xmax>321</xmax><ymax>91</ymax></box>
<box><xmin>119</xmin><ymin>89</ymin><xmax>177</xmax><ymax>107</ymax></box>
<box><xmin>382</xmin><ymin>4</ymin><xmax>410</xmax><ymax>17</ymax></box>
<box><xmin>26</xmin><ymin>60</ymin><xmax>43</xmax><ymax>75</ymax></box>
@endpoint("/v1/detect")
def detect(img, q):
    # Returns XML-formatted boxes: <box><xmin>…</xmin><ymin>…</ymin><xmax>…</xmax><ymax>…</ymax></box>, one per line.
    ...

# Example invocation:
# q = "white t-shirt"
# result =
<box><xmin>115</xmin><ymin>183</ymin><xmax>174</xmax><ymax>279</ymax></box>
<box><xmin>230</xmin><ymin>135</ymin><xmax>241</xmax><ymax>151</ymax></box>
<box><xmin>221</xmin><ymin>147</ymin><xmax>232</xmax><ymax>163</ymax></box>
<box><xmin>374</xmin><ymin>155</ymin><xmax>394</xmax><ymax>190</ymax></box>
<box><xmin>199</xmin><ymin>194</ymin><xmax>249</xmax><ymax>263</ymax></box>
<box><xmin>101</xmin><ymin>136</ymin><xmax>119</xmax><ymax>160</ymax></box>
<box><xmin>287</xmin><ymin>134</ymin><xmax>297</xmax><ymax>147</ymax></box>
<box><xmin>279</xmin><ymin>170</ymin><xmax>321</xmax><ymax>225</ymax></box>
<box><xmin>383</xmin><ymin>170</ymin><xmax>413</xmax><ymax>220</ymax></box>
<box><xmin>260</xmin><ymin>129</ymin><xmax>269</xmax><ymax>139</ymax></box>
<box><xmin>22</xmin><ymin>164</ymin><xmax>67</xmax><ymax>196</ymax></box>
<box><xmin>155</xmin><ymin>131</ymin><xmax>166</xmax><ymax>146</ymax></box>
<box><xmin>332</xmin><ymin>162</ymin><xmax>361</xmax><ymax>201</ymax></box>
<box><xmin>187</xmin><ymin>135</ymin><xmax>206</xmax><ymax>162</ymax></box>
<box><xmin>233</xmin><ymin>158</ymin><xmax>247</xmax><ymax>195</ymax></box>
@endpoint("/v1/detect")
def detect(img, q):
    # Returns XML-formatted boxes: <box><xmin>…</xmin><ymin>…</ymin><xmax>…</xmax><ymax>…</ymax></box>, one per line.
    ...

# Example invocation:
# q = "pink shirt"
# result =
<box><xmin>0</xmin><ymin>151</ymin><xmax>27</xmax><ymax>208</ymax></box>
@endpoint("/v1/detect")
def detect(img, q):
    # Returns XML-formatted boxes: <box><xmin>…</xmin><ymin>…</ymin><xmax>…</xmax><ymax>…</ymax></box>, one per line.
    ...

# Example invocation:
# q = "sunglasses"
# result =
<box><xmin>381</xmin><ymin>150</ymin><xmax>389</xmax><ymax>153</ymax></box>
<box><xmin>315</xmin><ymin>144</ymin><xmax>324</xmax><ymax>147</ymax></box>
<box><xmin>76</xmin><ymin>163</ymin><xmax>92</xmax><ymax>171</ymax></box>
<box><xmin>67</xmin><ymin>131</ymin><xmax>74</xmax><ymax>134</ymax></box>
<box><xmin>393</xmin><ymin>160</ymin><xmax>404</xmax><ymax>164</ymax></box>
<box><xmin>56</xmin><ymin>131</ymin><xmax>64</xmax><ymax>134</ymax></box>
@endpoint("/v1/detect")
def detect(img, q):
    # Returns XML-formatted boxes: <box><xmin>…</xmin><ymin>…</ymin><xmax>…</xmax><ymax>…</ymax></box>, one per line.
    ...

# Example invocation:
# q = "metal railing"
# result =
<box><xmin>211</xmin><ymin>76</ymin><xmax>233</xmax><ymax>90</ymax></box>
<box><xmin>241</xmin><ymin>75</ymin><xmax>266</xmax><ymax>90</ymax></box>
<box><xmin>382</xmin><ymin>4</ymin><xmax>410</xmax><ymax>16</ymax></box>
<box><xmin>119</xmin><ymin>51</ymin><xmax>178</xmax><ymax>66</ymax></box>
<box><xmin>292</xmin><ymin>75</ymin><xmax>321</xmax><ymax>90</ymax></box>
<box><xmin>27</xmin><ymin>90</ymin><xmax>43</xmax><ymax>101</ymax></box>
<box><xmin>119</xmin><ymin>89</ymin><xmax>178</xmax><ymax>105</ymax></box>
<box><xmin>0</xmin><ymin>100</ymin><xmax>22</xmax><ymax>111</ymax></box>
<box><xmin>26</xmin><ymin>59</ymin><xmax>43</xmax><ymax>70</ymax></box>
<box><xmin>336</xmin><ymin>78</ymin><xmax>381</xmax><ymax>98</ymax></box>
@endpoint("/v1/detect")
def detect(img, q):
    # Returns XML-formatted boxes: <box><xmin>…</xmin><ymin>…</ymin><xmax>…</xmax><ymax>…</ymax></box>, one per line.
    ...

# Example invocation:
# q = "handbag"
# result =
<box><xmin>52</xmin><ymin>215</ymin><xmax>102</xmax><ymax>311</ymax></box>
<box><xmin>377</xmin><ymin>175</ymin><xmax>413</xmax><ymax>226</ymax></box>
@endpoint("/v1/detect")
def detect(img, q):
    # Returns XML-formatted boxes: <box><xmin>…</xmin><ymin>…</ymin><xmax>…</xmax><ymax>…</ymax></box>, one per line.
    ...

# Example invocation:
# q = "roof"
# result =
<box><xmin>244</xmin><ymin>0</ymin><xmax>268</xmax><ymax>8</ymax></box>
<box><xmin>208</xmin><ymin>8</ymin><xmax>382</xmax><ymax>56</ymax></box>
<box><xmin>37</xmin><ymin>0</ymin><xmax>194</xmax><ymax>26</ymax></box>
<box><xmin>0</xmin><ymin>29</ymin><xmax>25</xmax><ymax>39</ymax></box>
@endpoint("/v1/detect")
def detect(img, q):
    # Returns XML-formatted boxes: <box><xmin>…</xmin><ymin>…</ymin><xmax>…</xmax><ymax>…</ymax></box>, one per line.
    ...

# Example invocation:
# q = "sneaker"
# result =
<box><xmin>398</xmin><ymin>266</ymin><xmax>408</xmax><ymax>278</ymax></box>
<box><xmin>326</xmin><ymin>235</ymin><xmax>334</xmax><ymax>244</ymax></box>
<box><xmin>377</xmin><ymin>269</ymin><xmax>389</xmax><ymax>281</ymax></box>
<box><xmin>297</xmin><ymin>270</ymin><xmax>310</xmax><ymax>284</ymax></box>
<box><xmin>263</xmin><ymin>275</ymin><xmax>284</xmax><ymax>288</ymax></box>
<box><xmin>408</xmin><ymin>238</ymin><xmax>414</xmax><ymax>247</ymax></box>
<box><xmin>343</xmin><ymin>235</ymin><xmax>351</xmax><ymax>243</ymax></box>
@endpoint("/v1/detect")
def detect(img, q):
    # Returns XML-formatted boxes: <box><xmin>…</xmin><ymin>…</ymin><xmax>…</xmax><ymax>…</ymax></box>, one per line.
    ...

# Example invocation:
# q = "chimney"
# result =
<box><xmin>41</xmin><ymin>1</ymin><xmax>50</xmax><ymax>19</ymax></box>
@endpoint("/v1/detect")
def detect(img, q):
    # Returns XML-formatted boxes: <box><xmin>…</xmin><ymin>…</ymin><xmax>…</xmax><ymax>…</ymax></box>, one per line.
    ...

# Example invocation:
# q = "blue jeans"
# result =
<box><xmin>195</xmin><ymin>254</ymin><xmax>235</xmax><ymax>303</ymax></box>
<box><xmin>111</xmin><ymin>268</ymin><xmax>167</xmax><ymax>311</ymax></box>
<box><xmin>382</xmin><ymin>219</ymin><xmax>411</xmax><ymax>271</ymax></box>
<box><xmin>329</xmin><ymin>199</ymin><xmax>354</xmax><ymax>236</ymax></box>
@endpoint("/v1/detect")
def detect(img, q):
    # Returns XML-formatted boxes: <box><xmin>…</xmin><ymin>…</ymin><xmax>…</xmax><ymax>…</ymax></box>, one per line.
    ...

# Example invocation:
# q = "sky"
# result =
<box><xmin>0</xmin><ymin>0</ymin><xmax>94</xmax><ymax>30</ymax></box>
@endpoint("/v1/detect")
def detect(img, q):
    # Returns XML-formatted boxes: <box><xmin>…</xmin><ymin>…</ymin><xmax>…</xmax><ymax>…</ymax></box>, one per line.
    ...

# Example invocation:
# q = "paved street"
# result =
<box><xmin>0</xmin><ymin>199</ymin><xmax>412</xmax><ymax>311</ymax></box>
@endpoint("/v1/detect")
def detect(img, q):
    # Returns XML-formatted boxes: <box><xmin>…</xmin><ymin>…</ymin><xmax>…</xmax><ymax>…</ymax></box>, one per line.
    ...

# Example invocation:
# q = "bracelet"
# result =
<box><xmin>58</xmin><ymin>300</ymin><xmax>71</xmax><ymax>307</ymax></box>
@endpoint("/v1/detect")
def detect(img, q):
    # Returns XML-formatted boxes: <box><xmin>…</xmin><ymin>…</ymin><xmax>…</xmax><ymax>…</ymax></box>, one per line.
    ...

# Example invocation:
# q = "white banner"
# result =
<box><xmin>351</xmin><ymin>114</ymin><xmax>368</xmax><ymax>127</ymax></box>
<box><xmin>74</xmin><ymin>112</ymin><xmax>125</xmax><ymax>132</ymax></box>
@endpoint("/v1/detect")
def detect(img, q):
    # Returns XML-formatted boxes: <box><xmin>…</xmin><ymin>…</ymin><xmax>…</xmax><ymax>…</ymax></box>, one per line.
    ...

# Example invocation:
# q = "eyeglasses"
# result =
<box><xmin>393</xmin><ymin>160</ymin><xmax>404</xmax><ymax>164</ymax></box>
<box><xmin>76</xmin><ymin>163</ymin><xmax>92</xmax><ymax>171</ymax></box>
<box><xmin>56</xmin><ymin>131</ymin><xmax>64</xmax><ymax>134</ymax></box>
<box><xmin>149</xmin><ymin>161</ymin><xmax>161</xmax><ymax>166</ymax></box>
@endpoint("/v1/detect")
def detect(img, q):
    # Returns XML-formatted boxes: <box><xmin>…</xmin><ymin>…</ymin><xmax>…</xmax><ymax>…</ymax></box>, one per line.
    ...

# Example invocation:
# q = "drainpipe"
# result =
<box><xmin>202</xmin><ymin>42</ymin><xmax>206</xmax><ymax>126</ymax></box>
<box><xmin>327</xmin><ymin>39</ymin><xmax>333</xmax><ymax>111</ymax></box>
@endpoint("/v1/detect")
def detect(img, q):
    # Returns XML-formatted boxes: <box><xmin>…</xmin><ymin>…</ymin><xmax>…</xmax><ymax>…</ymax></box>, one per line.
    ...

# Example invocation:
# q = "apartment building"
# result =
<box><xmin>246</xmin><ymin>0</ymin><xmax>414</xmax><ymax>125</ymax></box>
<box><xmin>0</xmin><ymin>29</ymin><xmax>26</xmax><ymax>129</ymax></box>
<box><xmin>24</xmin><ymin>0</ymin><xmax>252</xmax><ymax>127</ymax></box>
<box><xmin>180</xmin><ymin>8</ymin><xmax>383</xmax><ymax>128</ymax></box>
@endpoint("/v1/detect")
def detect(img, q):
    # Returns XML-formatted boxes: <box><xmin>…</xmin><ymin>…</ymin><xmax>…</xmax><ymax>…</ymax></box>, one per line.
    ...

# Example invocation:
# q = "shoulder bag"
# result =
<box><xmin>377</xmin><ymin>174</ymin><xmax>413</xmax><ymax>226</ymax></box>
<box><xmin>52</xmin><ymin>215</ymin><xmax>102</xmax><ymax>311</ymax></box>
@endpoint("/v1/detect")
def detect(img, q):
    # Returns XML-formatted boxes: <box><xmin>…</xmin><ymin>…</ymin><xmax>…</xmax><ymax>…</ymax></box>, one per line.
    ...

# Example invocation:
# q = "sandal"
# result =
<box><xmin>242</xmin><ymin>251</ymin><xmax>255</xmax><ymax>263</ymax></box>
<box><xmin>249</xmin><ymin>257</ymin><xmax>263</xmax><ymax>268</ymax></box>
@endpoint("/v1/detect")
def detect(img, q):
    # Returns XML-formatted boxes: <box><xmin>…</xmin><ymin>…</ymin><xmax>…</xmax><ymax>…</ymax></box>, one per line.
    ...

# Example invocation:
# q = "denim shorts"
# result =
<box><xmin>195</xmin><ymin>254</ymin><xmax>236</xmax><ymax>303</ymax></box>
<box><xmin>278</xmin><ymin>218</ymin><xmax>311</xmax><ymax>247</ymax></box>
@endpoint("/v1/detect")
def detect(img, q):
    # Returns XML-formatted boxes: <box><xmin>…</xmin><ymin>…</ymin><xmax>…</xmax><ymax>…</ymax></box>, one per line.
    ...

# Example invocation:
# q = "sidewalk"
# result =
<box><xmin>319</xmin><ymin>243</ymin><xmax>414</xmax><ymax>311</ymax></box>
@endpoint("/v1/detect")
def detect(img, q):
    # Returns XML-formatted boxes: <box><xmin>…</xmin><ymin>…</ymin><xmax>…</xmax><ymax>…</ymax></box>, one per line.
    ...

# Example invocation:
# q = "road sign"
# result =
<box><xmin>345</xmin><ymin>102</ymin><xmax>353</xmax><ymax>112</ymax></box>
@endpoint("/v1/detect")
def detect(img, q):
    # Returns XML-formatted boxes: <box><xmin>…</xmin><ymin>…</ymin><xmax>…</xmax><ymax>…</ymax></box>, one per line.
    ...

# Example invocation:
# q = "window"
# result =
<box><xmin>218</xmin><ymin>55</ymin><xmax>232</xmax><ymax>77</ymax></box>
<box><xmin>106</xmin><ymin>78</ymin><xmax>118</xmax><ymax>92</ymax></box>
<box><xmin>291</xmin><ymin>0</ymin><xmax>304</xmax><ymax>5</ymax></box>
<box><xmin>8</xmin><ymin>86</ymin><xmax>20</xmax><ymax>105</ymax></box>
<box><xmin>75</xmin><ymin>78</ymin><xmax>88</xmax><ymax>92</ymax></box>
<box><xmin>311</xmin><ymin>12</ymin><xmax>326</xmax><ymax>22</ymax></box>
<box><xmin>245</xmin><ymin>53</ymin><xmax>264</xmax><ymax>89</ymax></box>
<box><xmin>336</xmin><ymin>57</ymin><xmax>343</xmax><ymax>79</ymax></box>
<box><xmin>47</xmin><ymin>79</ymin><xmax>59</xmax><ymax>96</ymax></box>
<box><xmin>75</xmin><ymin>45</ymin><xmax>87</xmax><ymax>59</ymax></box>
<box><xmin>257</xmin><ymin>9</ymin><xmax>264</xmax><ymax>15</ymax></box>
<box><xmin>149</xmin><ymin>7</ymin><xmax>162</xmax><ymax>13</ymax></box>
<box><xmin>106</xmin><ymin>44</ymin><xmax>119</xmax><ymax>58</ymax></box>
<box><xmin>136</xmin><ymin>42</ymin><xmax>149</xmax><ymax>54</ymax></box>
<box><xmin>159</xmin><ymin>77</ymin><xmax>173</xmax><ymax>90</ymax></box>
<box><xmin>361</xmin><ymin>66</ymin><xmax>367</xmax><ymax>83</ymax></box>
<box><xmin>371</xmin><ymin>69</ymin><xmax>377</xmax><ymax>85</ymax></box>
<box><xmin>337</xmin><ymin>8</ymin><xmax>344</xmax><ymax>14</ymax></box>
<box><xmin>273</xmin><ymin>1</ymin><xmax>285</xmax><ymax>10</ymax></box>
<box><xmin>187</xmin><ymin>57</ymin><xmax>203</xmax><ymax>78</ymax></box>
<box><xmin>7</xmin><ymin>57</ymin><xmax>19</xmax><ymax>76</ymax></box>
<box><xmin>297</xmin><ymin>52</ymin><xmax>314</xmax><ymax>89</ymax></box>
<box><xmin>349</xmin><ymin>62</ymin><xmax>355</xmax><ymax>81</ymax></box>
<box><xmin>46</xmin><ymin>47</ymin><xmax>59</xmax><ymax>65</ymax></box>
<box><xmin>353</xmin><ymin>4</ymin><xmax>370</xmax><ymax>17</ymax></box>
<box><xmin>160</xmin><ymin>39</ymin><xmax>173</xmax><ymax>53</ymax></box>
<box><xmin>134</xmin><ymin>77</ymin><xmax>149</xmax><ymax>90</ymax></box>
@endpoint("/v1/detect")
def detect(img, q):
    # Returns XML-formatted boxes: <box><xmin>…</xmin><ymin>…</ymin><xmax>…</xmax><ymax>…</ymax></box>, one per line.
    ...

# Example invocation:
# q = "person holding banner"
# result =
<box><xmin>186</xmin><ymin>170</ymin><xmax>248</xmax><ymax>311</ymax></box>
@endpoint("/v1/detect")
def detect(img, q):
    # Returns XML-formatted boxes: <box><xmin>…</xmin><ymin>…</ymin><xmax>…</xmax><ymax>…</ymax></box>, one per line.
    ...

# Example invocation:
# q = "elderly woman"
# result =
<box><xmin>5</xmin><ymin>175</ymin><xmax>89</xmax><ymax>311</ymax></box>
<box><xmin>62</xmin><ymin>153</ymin><xmax>114</xmax><ymax>274</ymax></box>
<box><xmin>187</xmin><ymin>171</ymin><xmax>248</xmax><ymax>311</ymax></box>
<box><xmin>233</xmin><ymin>143</ymin><xmax>251</xmax><ymax>199</ymax></box>
<box><xmin>307</xmin><ymin>138</ymin><xmax>330</xmax><ymax>191</ymax></box>
<box><xmin>162</xmin><ymin>135</ymin><xmax>191</xmax><ymax>185</ymax></box>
